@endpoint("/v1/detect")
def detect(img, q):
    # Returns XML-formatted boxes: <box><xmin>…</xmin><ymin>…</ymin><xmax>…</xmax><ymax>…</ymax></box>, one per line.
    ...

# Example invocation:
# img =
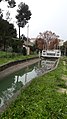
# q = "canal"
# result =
<box><xmin>0</xmin><ymin>59</ymin><xmax>56</xmax><ymax>109</ymax></box>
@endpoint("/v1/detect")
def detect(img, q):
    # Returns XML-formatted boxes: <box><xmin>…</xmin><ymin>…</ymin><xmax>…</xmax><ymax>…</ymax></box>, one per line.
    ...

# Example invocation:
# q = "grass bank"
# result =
<box><xmin>0</xmin><ymin>57</ymin><xmax>67</xmax><ymax>119</ymax></box>
<box><xmin>0</xmin><ymin>51</ymin><xmax>38</xmax><ymax>65</ymax></box>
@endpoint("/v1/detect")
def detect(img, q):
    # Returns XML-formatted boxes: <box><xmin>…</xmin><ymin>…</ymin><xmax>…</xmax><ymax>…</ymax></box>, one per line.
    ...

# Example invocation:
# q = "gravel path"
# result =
<box><xmin>0</xmin><ymin>58</ymin><xmax>40</xmax><ymax>80</ymax></box>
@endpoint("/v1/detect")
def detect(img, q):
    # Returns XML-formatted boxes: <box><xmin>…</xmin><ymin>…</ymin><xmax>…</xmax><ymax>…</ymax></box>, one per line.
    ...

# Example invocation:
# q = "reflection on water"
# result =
<box><xmin>14</xmin><ymin>68</ymin><xmax>37</xmax><ymax>85</ymax></box>
<box><xmin>0</xmin><ymin>59</ymin><xmax>56</xmax><ymax>108</ymax></box>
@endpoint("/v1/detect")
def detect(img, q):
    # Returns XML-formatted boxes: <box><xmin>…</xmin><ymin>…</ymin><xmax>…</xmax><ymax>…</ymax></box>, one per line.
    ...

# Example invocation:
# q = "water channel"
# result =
<box><xmin>0</xmin><ymin>59</ymin><xmax>56</xmax><ymax>108</ymax></box>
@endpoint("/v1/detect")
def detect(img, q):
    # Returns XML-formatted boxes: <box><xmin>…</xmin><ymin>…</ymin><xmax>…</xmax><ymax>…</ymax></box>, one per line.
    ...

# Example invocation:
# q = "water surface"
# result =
<box><xmin>0</xmin><ymin>59</ymin><xmax>56</xmax><ymax>108</ymax></box>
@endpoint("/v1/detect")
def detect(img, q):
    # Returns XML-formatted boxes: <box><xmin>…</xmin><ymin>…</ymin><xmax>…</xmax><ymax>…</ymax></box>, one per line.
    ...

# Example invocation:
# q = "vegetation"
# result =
<box><xmin>35</xmin><ymin>31</ymin><xmax>60</xmax><ymax>52</ymax></box>
<box><xmin>0</xmin><ymin>57</ymin><xmax>67</xmax><ymax>118</ymax></box>
<box><xmin>0</xmin><ymin>51</ymin><xmax>38</xmax><ymax>65</ymax></box>
<box><xmin>60</xmin><ymin>41</ymin><xmax>67</xmax><ymax>56</ymax></box>
<box><xmin>16</xmin><ymin>2</ymin><xmax>32</xmax><ymax>39</ymax></box>
<box><xmin>0</xmin><ymin>0</ymin><xmax>16</xmax><ymax>8</ymax></box>
<box><xmin>0</xmin><ymin>18</ymin><xmax>17</xmax><ymax>51</ymax></box>
<box><xmin>0</xmin><ymin>1</ymin><xmax>32</xmax><ymax>54</ymax></box>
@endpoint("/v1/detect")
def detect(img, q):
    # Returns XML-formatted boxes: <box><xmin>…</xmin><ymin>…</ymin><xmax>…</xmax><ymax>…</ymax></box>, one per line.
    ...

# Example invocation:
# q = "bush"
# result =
<box><xmin>22</xmin><ymin>47</ymin><xmax>27</xmax><ymax>55</ymax></box>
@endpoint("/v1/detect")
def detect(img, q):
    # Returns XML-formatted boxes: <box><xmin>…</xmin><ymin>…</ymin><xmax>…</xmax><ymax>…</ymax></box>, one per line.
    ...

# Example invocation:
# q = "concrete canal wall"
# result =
<box><xmin>0</xmin><ymin>57</ymin><xmax>39</xmax><ymax>72</ymax></box>
<box><xmin>0</xmin><ymin>57</ymin><xmax>40</xmax><ymax>79</ymax></box>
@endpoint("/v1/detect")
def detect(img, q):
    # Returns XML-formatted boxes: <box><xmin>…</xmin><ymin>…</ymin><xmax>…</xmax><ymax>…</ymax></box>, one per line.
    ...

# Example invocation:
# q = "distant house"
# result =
<box><xmin>23</xmin><ymin>39</ymin><xmax>34</xmax><ymax>55</ymax></box>
<box><xmin>30</xmin><ymin>38</ymin><xmax>36</xmax><ymax>44</ymax></box>
<box><xmin>58</xmin><ymin>40</ymin><xmax>64</xmax><ymax>47</ymax></box>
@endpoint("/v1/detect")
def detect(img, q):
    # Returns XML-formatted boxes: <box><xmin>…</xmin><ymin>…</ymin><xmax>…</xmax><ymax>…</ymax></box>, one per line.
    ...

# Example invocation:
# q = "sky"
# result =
<box><xmin>0</xmin><ymin>0</ymin><xmax>67</xmax><ymax>41</ymax></box>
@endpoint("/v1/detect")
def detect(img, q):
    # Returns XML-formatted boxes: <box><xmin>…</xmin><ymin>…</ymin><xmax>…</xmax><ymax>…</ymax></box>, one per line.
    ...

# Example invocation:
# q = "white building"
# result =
<box><xmin>58</xmin><ymin>40</ymin><xmax>64</xmax><ymax>47</ymax></box>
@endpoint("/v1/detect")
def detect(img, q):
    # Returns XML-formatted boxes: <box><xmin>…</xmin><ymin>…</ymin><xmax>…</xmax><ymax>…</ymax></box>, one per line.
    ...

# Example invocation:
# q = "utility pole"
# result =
<box><xmin>27</xmin><ymin>24</ymin><xmax>29</xmax><ymax>55</ymax></box>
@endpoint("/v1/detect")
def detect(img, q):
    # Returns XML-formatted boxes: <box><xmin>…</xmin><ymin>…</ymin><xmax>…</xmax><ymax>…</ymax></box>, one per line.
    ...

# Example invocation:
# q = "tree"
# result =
<box><xmin>11</xmin><ymin>38</ymin><xmax>23</xmax><ymax>53</ymax></box>
<box><xmin>0</xmin><ymin>9</ymin><xmax>3</xmax><ymax>19</ymax></box>
<box><xmin>20</xmin><ymin>34</ymin><xmax>27</xmax><ymax>42</ymax></box>
<box><xmin>63</xmin><ymin>41</ymin><xmax>67</xmax><ymax>56</ymax></box>
<box><xmin>5</xmin><ymin>11</ymin><xmax>12</xmax><ymax>22</ymax></box>
<box><xmin>0</xmin><ymin>0</ymin><xmax>16</xmax><ymax>8</ymax></box>
<box><xmin>36</xmin><ymin>31</ymin><xmax>59</xmax><ymax>50</ymax></box>
<box><xmin>22</xmin><ymin>47</ymin><xmax>27</xmax><ymax>55</ymax></box>
<box><xmin>60</xmin><ymin>45</ymin><xmax>65</xmax><ymax>56</ymax></box>
<box><xmin>8</xmin><ymin>0</ymin><xmax>16</xmax><ymax>8</ymax></box>
<box><xmin>16</xmin><ymin>2</ymin><xmax>32</xmax><ymax>39</ymax></box>
<box><xmin>30</xmin><ymin>44</ymin><xmax>36</xmax><ymax>54</ymax></box>
<box><xmin>35</xmin><ymin>38</ymin><xmax>45</xmax><ymax>51</ymax></box>
<box><xmin>0</xmin><ymin>18</ymin><xmax>17</xmax><ymax>51</ymax></box>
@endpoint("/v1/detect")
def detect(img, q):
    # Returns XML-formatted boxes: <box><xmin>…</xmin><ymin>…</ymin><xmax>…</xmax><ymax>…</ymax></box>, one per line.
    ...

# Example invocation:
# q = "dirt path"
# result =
<box><xmin>0</xmin><ymin>58</ymin><xmax>41</xmax><ymax>80</ymax></box>
<box><xmin>57</xmin><ymin>60</ymin><xmax>67</xmax><ymax>94</ymax></box>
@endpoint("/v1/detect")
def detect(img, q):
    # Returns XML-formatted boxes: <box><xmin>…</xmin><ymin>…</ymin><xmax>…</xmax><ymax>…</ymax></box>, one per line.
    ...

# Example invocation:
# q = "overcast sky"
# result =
<box><xmin>0</xmin><ymin>0</ymin><xmax>67</xmax><ymax>41</ymax></box>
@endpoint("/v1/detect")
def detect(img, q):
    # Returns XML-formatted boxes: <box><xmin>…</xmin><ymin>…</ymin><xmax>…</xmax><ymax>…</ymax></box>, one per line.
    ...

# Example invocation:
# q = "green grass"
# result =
<box><xmin>0</xmin><ymin>51</ymin><xmax>38</xmax><ymax>65</ymax></box>
<box><xmin>0</xmin><ymin>57</ymin><xmax>67</xmax><ymax>119</ymax></box>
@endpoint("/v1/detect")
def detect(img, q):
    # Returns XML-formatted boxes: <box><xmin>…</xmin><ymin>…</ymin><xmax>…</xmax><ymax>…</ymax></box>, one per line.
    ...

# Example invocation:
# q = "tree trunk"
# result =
<box><xmin>19</xmin><ymin>26</ymin><xmax>20</xmax><ymax>39</ymax></box>
<box><xmin>3</xmin><ymin>32</ymin><xmax>6</xmax><ymax>51</ymax></box>
<box><xmin>3</xmin><ymin>38</ymin><xmax>6</xmax><ymax>51</ymax></box>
